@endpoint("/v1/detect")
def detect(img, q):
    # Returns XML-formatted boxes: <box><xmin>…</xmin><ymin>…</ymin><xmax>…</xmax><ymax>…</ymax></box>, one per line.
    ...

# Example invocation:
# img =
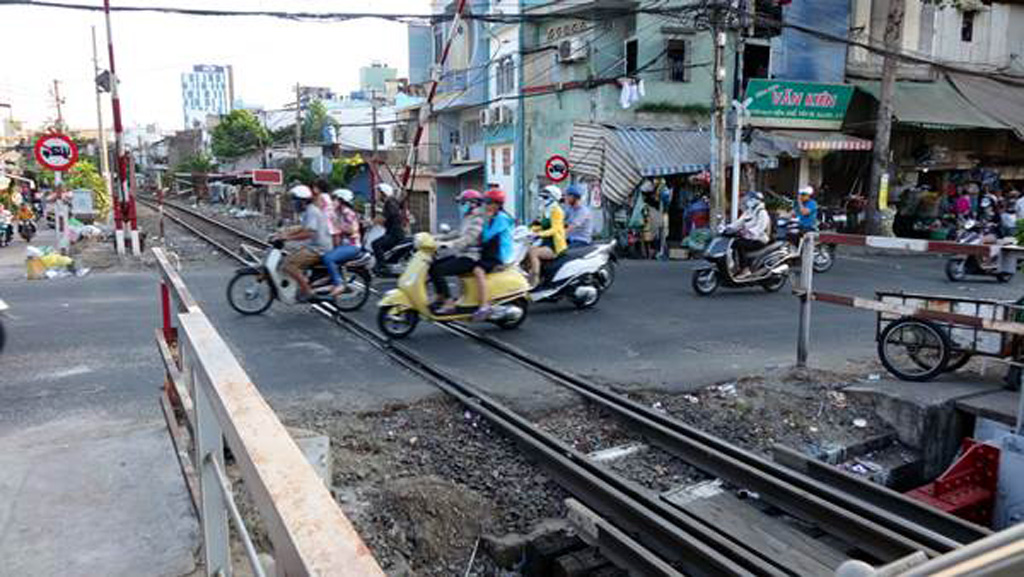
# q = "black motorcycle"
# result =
<box><xmin>945</xmin><ymin>219</ymin><xmax>1014</xmax><ymax>283</ymax></box>
<box><xmin>18</xmin><ymin>219</ymin><xmax>36</xmax><ymax>242</ymax></box>
<box><xmin>692</xmin><ymin>230</ymin><xmax>791</xmax><ymax>296</ymax></box>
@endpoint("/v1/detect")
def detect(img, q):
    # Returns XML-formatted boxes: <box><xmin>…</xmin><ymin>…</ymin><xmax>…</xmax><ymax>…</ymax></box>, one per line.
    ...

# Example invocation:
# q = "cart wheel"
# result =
<box><xmin>878</xmin><ymin>317</ymin><xmax>951</xmax><ymax>382</ymax></box>
<box><xmin>944</xmin><ymin>351</ymin><xmax>972</xmax><ymax>373</ymax></box>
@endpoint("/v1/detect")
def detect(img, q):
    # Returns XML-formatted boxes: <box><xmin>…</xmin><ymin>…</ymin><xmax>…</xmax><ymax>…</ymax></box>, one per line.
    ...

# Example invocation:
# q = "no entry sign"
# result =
<box><xmin>545</xmin><ymin>154</ymin><xmax>569</xmax><ymax>182</ymax></box>
<box><xmin>34</xmin><ymin>132</ymin><xmax>78</xmax><ymax>172</ymax></box>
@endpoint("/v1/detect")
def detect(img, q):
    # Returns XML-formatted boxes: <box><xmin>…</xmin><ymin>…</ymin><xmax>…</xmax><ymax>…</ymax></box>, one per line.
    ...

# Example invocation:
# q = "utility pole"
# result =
<box><xmin>91</xmin><ymin>26</ymin><xmax>112</xmax><ymax>207</ymax></box>
<box><xmin>710</xmin><ymin>2</ymin><xmax>729</xmax><ymax>222</ymax></box>
<box><xmin>866</xmin><ymin>0</ymin><xmax>905</xmax><ymax>236</ymax></box>
<box><xmin>51</xmin><ymin>80</ymin><xmax>65</xmax><ymax>130</ymax></box>
<box><xmin>370</xmin><ymin>89</ymin><xmax>379</xmax><ymax>213</ymax></box>
<box><xmin>294</xmin><ymin>83</ymin><xmax>302</xmax><ymax>165</ymax></box>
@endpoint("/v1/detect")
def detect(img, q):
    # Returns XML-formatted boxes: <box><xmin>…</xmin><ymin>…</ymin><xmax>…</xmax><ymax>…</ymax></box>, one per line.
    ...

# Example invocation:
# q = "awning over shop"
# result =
<box><xmin>854</xmin><ymin>79</ymin><xmax>1007</xmax><ymax>131</ymax></box>
<box><xmin>570</xmin><ymin>123</ymin><xmax>710</xmax><ymax>205</ymax></box>
<box><xmin>946</xmin><ymin>73</ymin><xmax>1024</xmax><ymax>140</ymax></box>
<box><xmin>762</xmin><ymin>130</ymin><xmax>873</xmax><ymax>152</ymax></box>
<box><xmin>433</xmin><ymin>163</ymin><xmax>483</xmax><ymax>178</ymax></box>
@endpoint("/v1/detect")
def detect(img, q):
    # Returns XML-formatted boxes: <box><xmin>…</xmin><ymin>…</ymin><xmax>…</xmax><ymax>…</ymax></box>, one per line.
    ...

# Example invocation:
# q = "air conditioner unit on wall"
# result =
<box><xmin>451</xmin><ymin>145</ymin><xmax>470</xmax><ymax>163</ymax></box>
<box><xmin>479</xmin><ymin>108</ymin><xmax>491</xmax><ymax>127</ymax></box>
<box><xmin>558</xmin><ymin>37</ymin><xmax>588</xmax><ymax>63</ymax></box>
<box><xmin>391</xmin><ymin>125</ymin><xmax>408</xmax><ymax>144</ymax></box>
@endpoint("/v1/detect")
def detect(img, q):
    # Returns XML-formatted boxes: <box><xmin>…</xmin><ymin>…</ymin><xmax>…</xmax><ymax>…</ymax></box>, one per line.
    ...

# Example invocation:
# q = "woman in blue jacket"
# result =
<box><xmin>474</xmin><ymin>188</ymin><xmax>515</xmax><ymax>319</ymax></box>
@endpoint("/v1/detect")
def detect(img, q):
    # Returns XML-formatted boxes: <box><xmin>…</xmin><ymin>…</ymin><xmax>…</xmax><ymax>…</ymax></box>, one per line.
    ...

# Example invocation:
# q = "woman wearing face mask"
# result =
<box><xmin>527</xmin><ymin>185</ymin><xmax>567</xmax><ymax>287</ymax></box>
<box><xmin>428</xmin><ymin>190</ymin><xmax>487</xmax><ymax>314</ymax></box>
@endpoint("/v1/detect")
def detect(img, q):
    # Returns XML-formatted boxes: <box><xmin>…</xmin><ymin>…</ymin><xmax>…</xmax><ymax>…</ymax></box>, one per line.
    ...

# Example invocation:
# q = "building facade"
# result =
<box><xmin>359</xmin><ymin>62</ymin><xmax>399</xmax><ymax>95</ymax></box>
<box><xmin>181</xmin><ymin>65</ymin><xmax>234</xmax><ymax>129</ymax></box>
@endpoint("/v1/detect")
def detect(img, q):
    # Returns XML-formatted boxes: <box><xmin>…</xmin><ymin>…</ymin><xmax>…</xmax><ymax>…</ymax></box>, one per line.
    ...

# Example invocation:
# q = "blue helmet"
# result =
<box><xmin>566</xmin><ymin>184</ymin><xmax>584</xmax><ymax>198</ymax></box>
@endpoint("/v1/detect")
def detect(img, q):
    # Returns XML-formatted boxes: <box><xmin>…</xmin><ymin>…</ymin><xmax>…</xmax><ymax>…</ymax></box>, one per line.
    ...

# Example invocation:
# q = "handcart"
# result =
<box><xmin>872</xmin><ymin>291</ymin><xmax>1024</xmax><ymax>382</ymax></box>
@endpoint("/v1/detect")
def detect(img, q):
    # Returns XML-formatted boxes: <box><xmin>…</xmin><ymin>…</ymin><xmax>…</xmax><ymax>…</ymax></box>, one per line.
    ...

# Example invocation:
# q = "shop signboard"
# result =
<box><xmin>745</xmin><ymin>80</ymin><xmax>854</xmax><ymax>130</ymax></box>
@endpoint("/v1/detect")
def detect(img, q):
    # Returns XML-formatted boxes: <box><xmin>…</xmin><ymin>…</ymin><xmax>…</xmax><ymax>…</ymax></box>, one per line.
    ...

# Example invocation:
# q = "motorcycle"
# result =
<box><xmin>776</xmin><ymin>217</ymin><xmax>836</xmax><ymax>273</ymax></box>
<box><xmin>376</xmin><ymin>232</ymin><xmax>531</xmax><ymax>339</ymax></box>
<box><xmin>692</xmin><ymin>228</ymin><xmax>791</xmax><ymax>296</ymax></box>
<box><xmin>512</xmin><ymin>226</ymin><xmax>613</xmax><ymax>309</ymax></box>
<box><xmin>226</xmin><ymin>238</ymin><xmax>374</xmax><ymax>315</ymax></box>
<box><xmin>18</xmin><ymin>219</ymin><xmax>36</xmax><ymax>242</ymax></box>
<box><xmin>363</xmin><ymin>224</ymin><xmax>414</xmax><ymax>277</ymax></box>
<box><xmin>945</xmin><ymin>219</ymin><xmax>1015</xmax><ymax>283</ymax></box>
<box><xmin>0</xmin><ymin>298</ymin><xmax>7</xmax><ymax>353</ymax></box>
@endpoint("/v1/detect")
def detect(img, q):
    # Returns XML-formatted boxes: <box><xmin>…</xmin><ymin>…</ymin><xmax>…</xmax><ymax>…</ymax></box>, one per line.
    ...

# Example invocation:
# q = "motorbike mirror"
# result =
<box><xmin>438</xmin><ymin>223</ymin><xmax>452</xmax><ymax>234</ymax></box>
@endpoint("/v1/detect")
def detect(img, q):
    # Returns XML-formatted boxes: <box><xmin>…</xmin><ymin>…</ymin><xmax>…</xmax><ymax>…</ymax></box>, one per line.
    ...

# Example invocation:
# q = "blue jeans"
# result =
<box><xmin>323</xmin><ymin>245</ymin><xmax>362</xmax><ymax>286</ymax></box>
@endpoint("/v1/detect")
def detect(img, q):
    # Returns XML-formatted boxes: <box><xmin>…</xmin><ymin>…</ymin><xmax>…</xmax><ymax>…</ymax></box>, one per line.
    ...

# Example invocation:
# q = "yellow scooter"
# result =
<box><xmin>376</xmin><ymin>232</ymin><xmax>530</xmax><ymax>339</ymax></box>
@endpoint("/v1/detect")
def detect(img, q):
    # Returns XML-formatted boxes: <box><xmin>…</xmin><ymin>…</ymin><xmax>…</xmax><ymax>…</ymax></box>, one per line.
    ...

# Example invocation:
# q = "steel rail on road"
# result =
<box><xmin>316</xmin><ymin>304</ymin><xmax>767</xmax><ymax>577</ymax></box>
<box><xmin>437</xmin><ymin>321</ymin><xmax>983</xmax><ymax>558</ymax></box>
<box><xmin>137</xmin><ymin>196</ymin><xmax>270</xmax><ymax>262</ymax></box>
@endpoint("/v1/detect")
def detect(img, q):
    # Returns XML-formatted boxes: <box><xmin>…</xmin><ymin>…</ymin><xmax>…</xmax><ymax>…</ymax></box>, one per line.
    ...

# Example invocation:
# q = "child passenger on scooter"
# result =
<box><xmin>429</xmin><ymin>190</ymin><xmax>487</xmax><ymax>315</ymax></box>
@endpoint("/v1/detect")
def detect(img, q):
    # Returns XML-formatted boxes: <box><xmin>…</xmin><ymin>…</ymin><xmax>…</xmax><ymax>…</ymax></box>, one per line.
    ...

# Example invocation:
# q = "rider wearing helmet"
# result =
<box><xmin>564</xmin><ymin>184</ymin><xmax>593</xmax><ymax>248</ymax></box>
<box><xmin>278</xmin><ymin>184</ymin><xmax>332</xmax><ymax>301</ymax></box>
<box><xmin>731</xmin><ymin>191</ymin><xmax>771</xmax><ymax>278</ymax></box>
<box><xmin>475</xmin><ymin>188</ymin><xmax>516</xmax><ymax>320</ymax></box>
<box><xmin>322</xmin><ymin>189</ymin><xmax>363</xmax><ymax>297</ymax></box>
<box><xmin>371</xmin><ymin>183</ymin><xmax>406</xmax><ymax>265</ymax></box>
<box><xmin>796</xmin><ymin>186</ymin><xmax>818</xmax><ymax>233</ymax></box>
<box><xmin>527</xmin><ymin>185</ymin><xmax>567</xmax><ymax>286</ymax></box>
<box><xmin>429</xmin><ymin>189</ymin><xmax>487</xmax><ymax>314</ymax></box>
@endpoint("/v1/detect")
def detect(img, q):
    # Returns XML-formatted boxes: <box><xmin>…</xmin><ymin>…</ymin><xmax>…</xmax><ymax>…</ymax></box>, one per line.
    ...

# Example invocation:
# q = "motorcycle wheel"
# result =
<box><xmin>571</xmin><ymin>282</ymin><xmax>602</xmax><ymax>310</ymax></box>
<box><xmin>812</xmin><ymin>245</ymin><xmax>835</xmax><ymax>273</ymax></box>
<box><xmin>495</xmin><ymin>298</ymin><xmax>529</xmax><ymax>330</ymax></box>
<box><xmin>377</xmin><ymin>306</ymin><xmax>419</xmax><ymax>339</ymax></box>
<box><xmin>997</xmin><ymin>272</ymin><xmax>1014</xmax><ymax>284</ymax></box>
<box><xmin>692</xmin><ymin>268</ymin><xmax>719</xmax><ymax>296</ymax></box>
<box><xmin>226</xmin><ymin>270</ymin><xmax>275</xmax><ymax>315</ymax></box>
<box><xmin>331</xmin><ymin>268</ymin><xmax>372</xmax><ymax>312</ymax></box>
<box><xmin>761</xmin><ymin>274</ymin><xmax>787</xmax><ymax>293</ymax></box>
<box><xmin>596</xmin><ymin>262</ymin><xmax>616</xmax><ymax>292</ymax></box>
<box><xmin>945</xmin><ymin>258</ymin><xmax>967</xmax><ymax>282</ymax></box>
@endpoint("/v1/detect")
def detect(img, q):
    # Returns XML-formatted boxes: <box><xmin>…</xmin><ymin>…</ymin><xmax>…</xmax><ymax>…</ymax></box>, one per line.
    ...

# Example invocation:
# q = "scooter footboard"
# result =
<box><xmin>378</xmin><ymin>289</ymin><xmax>413</xmax><ymax>310</ymax></box>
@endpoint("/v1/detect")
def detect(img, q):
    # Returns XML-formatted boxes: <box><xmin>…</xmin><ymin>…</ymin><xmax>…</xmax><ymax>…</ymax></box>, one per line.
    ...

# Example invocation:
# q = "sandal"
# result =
<box><xmin>472</xmin><ymin>305</ymin><xmax>493</xmax><ymax>322</ymax></box>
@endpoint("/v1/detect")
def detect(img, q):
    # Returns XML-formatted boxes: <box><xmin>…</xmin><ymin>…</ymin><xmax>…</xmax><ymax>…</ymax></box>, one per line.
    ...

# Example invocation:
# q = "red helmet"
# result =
<box><xmin>485</xmin><ymin>188</ymin><xmax>506</xmax><ymax>205</ymax></box>
<box><xmin>458</xmin><ymin>189</ymin><xmax>483</xmax><ymax>203</ymax></box>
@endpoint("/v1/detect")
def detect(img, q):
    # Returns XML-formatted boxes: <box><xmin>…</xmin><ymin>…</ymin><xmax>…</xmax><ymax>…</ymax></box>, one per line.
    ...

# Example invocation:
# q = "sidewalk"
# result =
<box><xmin>0</xmin><ymin>227</ymin><xmax>200</xmax><ymax>576</ymax></box>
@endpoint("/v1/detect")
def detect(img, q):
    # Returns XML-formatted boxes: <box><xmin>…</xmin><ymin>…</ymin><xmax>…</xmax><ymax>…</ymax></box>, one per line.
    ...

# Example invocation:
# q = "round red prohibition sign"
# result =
<box><xmin>34</xmin><ymin>132</ymin><xmax>79</xmax><ymax>172</ymax></box>
<box><xmin>545</xmin><ymin>154</ymin><xmax>569</xmax><ymax>182</ymax></box>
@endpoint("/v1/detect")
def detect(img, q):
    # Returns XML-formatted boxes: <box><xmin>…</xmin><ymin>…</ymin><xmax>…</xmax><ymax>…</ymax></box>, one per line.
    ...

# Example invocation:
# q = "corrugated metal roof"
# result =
<box><xmin>854</xmin><ymin>79</ymin><xmax>1007</xmax><ymax>130</ymax></box>
<box><xmin>569</xmin><ymin>123</ymin><xmax>711</xmax><ymax>205</ymax></box>
<box><xmin>434</xmin><ymin>163</ymin><xmax>483</xmax><ymax>178</ymax></box>
<box><xmin>613</xmin><ymin>126</ymin><xmax>711</xmax><ymax>177</ymax></box>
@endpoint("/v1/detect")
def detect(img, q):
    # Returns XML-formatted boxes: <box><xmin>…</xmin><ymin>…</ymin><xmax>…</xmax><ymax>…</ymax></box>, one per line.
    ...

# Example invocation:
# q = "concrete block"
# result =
<box><xmin>481</xmin><ymin>518</ymin><xmax>572</xmax><ymax>570</ymax></box>
<box><xmin>287</xmin><ymin>427</ymin><xmax>331</xmax><ymax>486</ymax></box>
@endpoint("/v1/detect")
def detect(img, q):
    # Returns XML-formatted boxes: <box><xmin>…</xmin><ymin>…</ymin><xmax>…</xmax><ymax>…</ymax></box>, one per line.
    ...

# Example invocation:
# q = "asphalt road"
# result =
<box><xmin>2</xmin><ymin>249</ymin><xmax>1020</xmax><ymax>428</ymax></box>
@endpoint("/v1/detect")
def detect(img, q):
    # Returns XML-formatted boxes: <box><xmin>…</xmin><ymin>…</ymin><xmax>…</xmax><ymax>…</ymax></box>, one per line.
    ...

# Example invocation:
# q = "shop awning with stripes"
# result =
<box><xmin>769</xmin><ymin>130</ymin><xmax>873</xmax><ymax>152</ymax></box>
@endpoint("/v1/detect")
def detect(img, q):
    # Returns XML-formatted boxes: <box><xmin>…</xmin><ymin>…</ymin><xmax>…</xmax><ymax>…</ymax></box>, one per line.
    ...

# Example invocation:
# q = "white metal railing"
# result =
<box><xmin>153</xmin><ymin>247</ymin><xmax>384</xmax><ymax>577</ymax></box>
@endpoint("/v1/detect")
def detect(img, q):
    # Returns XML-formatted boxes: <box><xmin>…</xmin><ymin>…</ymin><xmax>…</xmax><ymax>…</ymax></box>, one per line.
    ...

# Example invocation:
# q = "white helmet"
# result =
<box><xmin>289</xmin><ymin>184</ymin><xmax>313</xmax><ymax>200</ymax></box>
<box><xmin>332</xmin><ymin>188</ymin><xmax>354</xmax><ymax>204</ymax></box>
<box><xmin>540</xmin><ymin>185</ymin><xmax>563</xmax><ymax>204</ymax></box>
<box><xmin>376</xmin><ymin>183</ymin><xmax>395</xmax><ymax>198</ymax></box>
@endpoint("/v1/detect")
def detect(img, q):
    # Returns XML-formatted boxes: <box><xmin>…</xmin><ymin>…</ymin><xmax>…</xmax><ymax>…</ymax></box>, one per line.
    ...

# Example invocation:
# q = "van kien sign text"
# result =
<box><xmin>745</xmin><ymin>80</ymin><xmax>854</xmax><ymax>130</ymax></box>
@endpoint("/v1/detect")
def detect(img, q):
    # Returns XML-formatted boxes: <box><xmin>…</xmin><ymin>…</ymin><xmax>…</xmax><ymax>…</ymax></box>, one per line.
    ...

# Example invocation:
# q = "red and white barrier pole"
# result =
<box><xmin>103</xmin><ymin>0</ymin><xmax>139</xmax><ymax>256</ymax></box>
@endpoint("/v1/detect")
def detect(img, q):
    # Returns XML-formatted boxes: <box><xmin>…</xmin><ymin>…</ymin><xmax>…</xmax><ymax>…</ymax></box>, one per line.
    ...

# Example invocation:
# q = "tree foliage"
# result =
<box><xmin>302</xmin><ymin>100</ymin><xmax>335</xmax><ymax>144</ymax></box>
<box><xmin>174</xmin><ymin>152</ymin><xmax>217</xmax><ymax>175</ymax></box>
<box><xmin>211</xmin><ymin>110</ymin><xmax>270</xmax><ymax>161</ymax></box>
<box><xmin>328</xmin><ymin>154</ymin><xmax>365</xmax><ymax>190</ymax></box>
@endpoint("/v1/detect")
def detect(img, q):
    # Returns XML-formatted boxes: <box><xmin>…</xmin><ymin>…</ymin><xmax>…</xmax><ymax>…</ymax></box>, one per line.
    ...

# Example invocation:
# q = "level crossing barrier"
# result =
<box><xmin>153</xmin><ymin>248</ymin><xmax>384</xmax><ymax>577</ymax></box>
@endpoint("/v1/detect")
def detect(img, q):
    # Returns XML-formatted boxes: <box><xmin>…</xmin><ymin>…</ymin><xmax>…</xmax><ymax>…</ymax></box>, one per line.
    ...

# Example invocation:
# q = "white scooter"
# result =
<box><xmin>226</xmin><ymin>239</ymin><xmax>374</xmax><ymax>315</ymax></box>
<box><xmin>513</xmin><ymin>226</ymin><xmax>614</xmax><ymax>309</ymax></box>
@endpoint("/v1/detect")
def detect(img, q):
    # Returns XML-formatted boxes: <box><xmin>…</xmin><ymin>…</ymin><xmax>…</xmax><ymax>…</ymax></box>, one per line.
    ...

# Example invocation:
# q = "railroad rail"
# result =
<box><xmin>137</xmin><ymin>195</ymin><xmax>269</xmax><ymax>262</ymax></box>
<box><xmin>154</xmin><ymin>208</ymin><xmax>997</xmax><ymax>575</ymax></box>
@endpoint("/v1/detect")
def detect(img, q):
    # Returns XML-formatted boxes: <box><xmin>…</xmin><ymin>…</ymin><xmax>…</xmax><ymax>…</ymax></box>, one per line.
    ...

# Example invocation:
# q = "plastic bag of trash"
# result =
<box><xmin>40</xmin><ymin>253</ymin><xmax>73</xmax><ymax>269</ymax></box>
<box><xmin>26</xmin><ymin>257</ymin><xmax>46</xmax><ymax>280</ymax></box>
<box><xmin>26</xmin><ymin>246</ymin><xmax>43</xmax><ymax>258</ymax></box>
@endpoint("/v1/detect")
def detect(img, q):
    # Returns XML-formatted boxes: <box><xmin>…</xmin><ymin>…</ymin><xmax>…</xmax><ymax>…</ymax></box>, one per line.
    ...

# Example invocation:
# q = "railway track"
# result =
<box><xmin>154</xmin><ymin>200</ymin><xmax>989</xmax><ymax>575</ymax></box>
<box><xmin>136</xmin><ymin>196</ymin><xmax>269</xmax><ymax>262</ymax></box>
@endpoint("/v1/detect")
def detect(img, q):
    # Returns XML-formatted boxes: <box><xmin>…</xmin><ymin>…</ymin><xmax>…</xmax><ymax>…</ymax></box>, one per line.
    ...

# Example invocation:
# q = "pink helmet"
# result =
<box><xmin>458</xmin><ymin>189</ymin><xmax>484</xmax><ymax>203</ymax></box>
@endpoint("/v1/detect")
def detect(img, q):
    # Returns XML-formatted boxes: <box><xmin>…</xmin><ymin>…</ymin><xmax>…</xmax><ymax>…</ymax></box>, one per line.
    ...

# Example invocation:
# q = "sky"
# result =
<box><xmin>0</xmin><ymin>0</ymin><xmax>428</xmax><ymax>132</ymax></box>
